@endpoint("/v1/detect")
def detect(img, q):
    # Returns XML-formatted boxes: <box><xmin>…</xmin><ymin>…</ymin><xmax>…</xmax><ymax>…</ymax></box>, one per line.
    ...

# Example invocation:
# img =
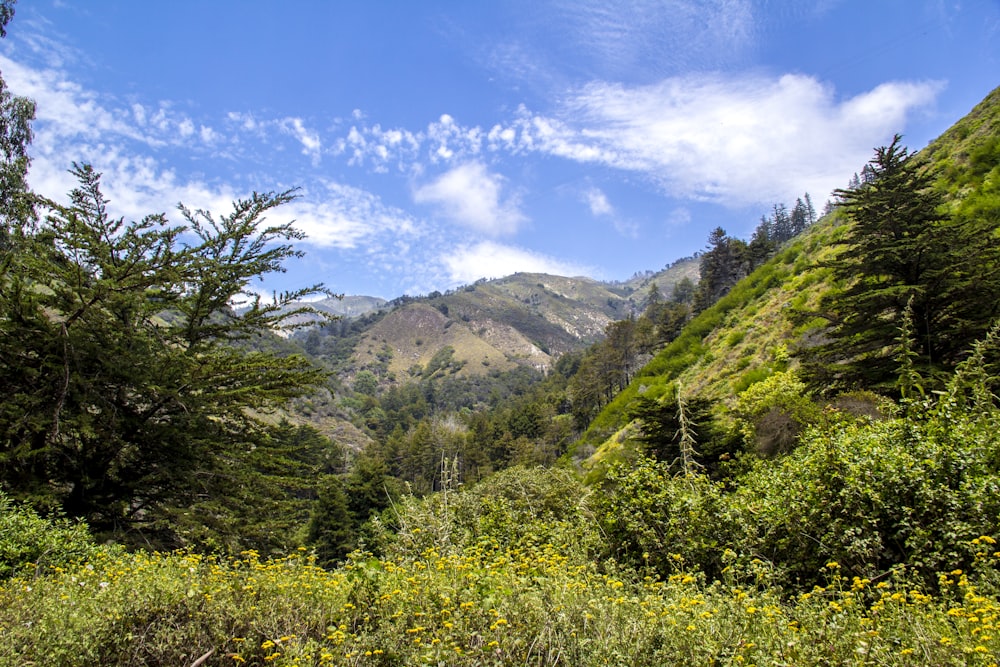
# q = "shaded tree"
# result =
<box><xmin>803</xmin><ymin>135</ymin><xmax>998</xmax><ymax>392</ymax></box>
<box><xmin>0</xmin><ymin>164</ymin><xmax>329</xmax><ymax>536</ymax></box>
<box><xmin>307</xmin><ymin>475</ymin><xmax>356</xmax><ymax>566</ymax></box>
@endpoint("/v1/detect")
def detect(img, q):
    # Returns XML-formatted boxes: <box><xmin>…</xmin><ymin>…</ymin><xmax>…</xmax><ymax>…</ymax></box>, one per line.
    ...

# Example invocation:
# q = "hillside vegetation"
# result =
<box><xmin>3</xmin><ymin>0</ymin><xmax>1000</xmax><ymax>658</ymax></box>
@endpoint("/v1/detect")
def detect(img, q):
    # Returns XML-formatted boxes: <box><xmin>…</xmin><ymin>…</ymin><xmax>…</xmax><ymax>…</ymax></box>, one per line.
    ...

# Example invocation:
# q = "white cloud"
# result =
<box><xmin>281</xmin><ymin>117</ymin><xmax>321</xmax><ymax>164</ymax></box>
<box><xmin>542</xmin><ymin>0</ymin><xmax>756</xmax><ymax>76</ymax></box>
<box><xmin>665</xmin><ymin>207</ymin><xmax>692</xmax><ymax>228</ymax></box>
<box><xmin>584</xmin><ymin>187</ymin><xmax>613</xmax><ymax>217</ymax></box>
<box><xmin>413</xmin><ymin>161</ymin><xmax>526</xmax><ymax>236</ymax></box>
<box><xmin>497</xmin><ymin>73</ymin><xmax>943</xmax><ymax>206</ymax></box>
<box><xmin>440</xmin><ymin>240</ymin><xmax>592</xmax><ymax>285</ymax></box>
<box><xmin>288</xmin><ymin>182</ymin><xmax>422</xmax><ymax>249</ymax></box>
<box><xmin>334</xmin><ymin>114</ymin><xmax>480</xmax><ymax>171</ymax></box>
<box><xmin>581</xmin><ymin>185</ymin><xmax>637</xmax><ymax>237</ymax></box>
<box><xmin>0</xmin><ymin>48</ymin><xmax>424</xmax><ymax>277</ymax></box>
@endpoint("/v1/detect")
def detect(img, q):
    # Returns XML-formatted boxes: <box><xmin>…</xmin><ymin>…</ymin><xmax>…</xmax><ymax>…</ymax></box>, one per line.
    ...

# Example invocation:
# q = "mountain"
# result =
<box><xmin>310</xmin><ymin>295</ymin><xmax>388</xmax><ymax>318</ymax></box>
<box><xmin>347</xmin><ymin>273</ymin><xmax>630</xmax><ymax>381</ymax></box>
<box><xmin>298</xmin><ymin>259</ymin><xmax>700</xmax><ymax>384</ymax></box>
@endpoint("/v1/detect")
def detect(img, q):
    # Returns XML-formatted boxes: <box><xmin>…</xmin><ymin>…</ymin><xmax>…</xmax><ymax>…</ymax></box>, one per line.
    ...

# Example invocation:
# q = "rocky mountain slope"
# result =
<box><xmin>300</xmin><ymin>259</ymin><xmax>700</xmax><ymax>384</ymax></box>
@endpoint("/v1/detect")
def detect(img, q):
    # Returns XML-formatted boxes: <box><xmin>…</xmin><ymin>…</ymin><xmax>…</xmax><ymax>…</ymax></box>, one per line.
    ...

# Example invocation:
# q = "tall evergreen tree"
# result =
<box><xmin>747</xmin><ymin>215</ymin><xmax>776</xmax><ymax>269</ymax></box>
<box><xmin>0</xmin><ymin>1</ymin><xmax>35</xmax><ymax>242</ymax></box>
<box><xmin>803</xmin><ymin>135</ymin><xmax>995</xmax><ymax>392</ymax></box>
<box><xmin>0</xmin><ymin>164</ymin><xmax>330</xmax><ymax>534</ymax></box>
<box><xmin>693</xmin><ymin>227</ymin><xmax>748</xmax><ymax>313</ymax></box>
<box><xmin>790</xmin><ymin>197</ymin><xmax>809</xmax><ymax>236</ymax></box>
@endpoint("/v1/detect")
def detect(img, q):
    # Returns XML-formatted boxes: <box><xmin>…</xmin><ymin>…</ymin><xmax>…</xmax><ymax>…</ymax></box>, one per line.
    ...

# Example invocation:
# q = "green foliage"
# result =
<box><xmin>167</xmin><ymin>421</ymin><xmax>344</xmax><ymax>555</ymax></box>
<box><xmin>307</xmin><ymin>475</ymin><xmax>356</xmax><ymax>566</ymax></box>
<box><xmin>0</xmin><ymin>7</ymin><xmax>35</xmax><ymax>231</ymax></box>
<box><xmin>422</xmin><ymin>344</ymin><xmax>459</xmax><ymax>378</ymax></box>
<box><xmin>598</xmin><ymin>459</ymin><xmax>730</xmax><ymax>579</ymax></box>
<box><xmin>0</xmin><ymin>492</ymin><xmax>116</xmax><ymax>580</ymax></box>
<box><xmin>8</xmin><ymin>544</ymin><xmax>1000</xmax><ymax>665</ymax></box>
<box><xmin>384</xmin><ymin>466</ymin><xmax>602</xmax><ymax>561</ymax></box>
<box><xmin>627</xmin><ymin>386</ymin><xmax>723</xmax><ymax>471</ymax></box>
<box><xmin>0</xmin><ymin>164</ymin><xmax>329</xmax><ymax>540</ymax></box>
<box><xmin>803</xmin><ymin>135</ymin><xmax>1000</xmax><ymax>393</ymax></box>
<box><xmin>693</xmin><ymin>227</ymin><xmax>749</xmax><ymax>313</ymax></box>
<box><xmin>732</xmin><ymin>369</ymin><xmax>820</xmax><ymax>456</ymax></box>
<box><xmin>731</xmin><ymin>403</ymin><xmax>1000</xmax><ymax>588</ymax></box>
<box><xmin>352</xmin><ymin>370</ymin><xmax>378</xmax><ymax>396</ymax></box>
<box><xmin>578</xmin><ymin>241</ymin><xmax>804</xmax><ymax>454</ymax></box>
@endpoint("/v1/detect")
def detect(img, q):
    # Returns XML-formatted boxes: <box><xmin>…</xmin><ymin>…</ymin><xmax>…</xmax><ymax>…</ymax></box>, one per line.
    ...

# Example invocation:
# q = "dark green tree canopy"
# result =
<box><xmin>803</xmin><ymin>134</ymin><xmax>1000</xmax><ymax>393</ymax></box>
<box><xmin>0</xmin><ymin>163</ymin><xmax>330</xmax><ymax>534</ymax></box>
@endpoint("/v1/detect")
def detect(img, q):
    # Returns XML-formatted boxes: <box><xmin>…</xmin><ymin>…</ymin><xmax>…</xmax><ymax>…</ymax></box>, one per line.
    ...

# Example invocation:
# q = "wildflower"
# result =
<box><xmin>826</xmin><ymin>561</ymin><xmax>840</xmax><ymax>569</ymax></box>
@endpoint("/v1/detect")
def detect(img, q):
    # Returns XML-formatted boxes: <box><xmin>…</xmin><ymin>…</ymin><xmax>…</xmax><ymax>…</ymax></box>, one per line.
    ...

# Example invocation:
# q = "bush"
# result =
<box><xmin>597</xmin><ymin>459</ymin><xmax>731</xmax><ymax>579</ymax></box>
<box><xmin>384</xmin><ymin>466</ymin><xmax>604</xmax><ymax>562</ymax></box>
<box><xmin>732</xmin><ymin>369</ymin><xmax>820</xmax><ymax>455</ymax></box>
<box><xmin>729</xmin><ymin>408</ymin><xmax>1000</xmax><ymax>589</ymax></box>
<box><xmin>0</xmin><ymin>492</ymin><xmax>115</xmax><ymax>580</ymax></box>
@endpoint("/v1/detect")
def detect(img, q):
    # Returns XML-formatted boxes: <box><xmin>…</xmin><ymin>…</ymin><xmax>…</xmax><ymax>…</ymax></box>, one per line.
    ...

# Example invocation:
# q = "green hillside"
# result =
<box><xmin>576</xmin><ymin>84</ymin><xmax>1000</xmax><ymax>477</ymax></box>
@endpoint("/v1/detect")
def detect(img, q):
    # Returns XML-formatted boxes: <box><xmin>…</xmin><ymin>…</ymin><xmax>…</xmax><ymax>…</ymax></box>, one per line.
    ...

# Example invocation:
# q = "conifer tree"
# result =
<box><xmin>803</xmin><ymin>135</ymin><xmax>994</xmax><ymax>392</ymax></box>
<box><xmin>0</xmin><ymin>164</ymin><xmax>330</xmax><ymax>534</ymax></box>
<box><xmin>693</xmin><ymin>227</ymin><xmax>748</xmax><ymax>313</ymax></box>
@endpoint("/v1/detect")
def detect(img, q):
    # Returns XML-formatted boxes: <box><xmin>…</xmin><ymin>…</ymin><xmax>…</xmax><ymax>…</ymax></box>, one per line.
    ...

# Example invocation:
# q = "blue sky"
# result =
<box><xmin>1</xmin><ymin>1</ymin><xmax>998</xmax><ymax>298</ymax></box>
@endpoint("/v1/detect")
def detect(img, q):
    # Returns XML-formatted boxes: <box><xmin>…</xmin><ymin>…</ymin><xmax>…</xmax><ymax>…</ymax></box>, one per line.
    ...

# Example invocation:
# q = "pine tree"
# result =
<box><xmin>803</xmin><ymin>135</ymin><xmax>993</xmax><ymax>392</ymax></box>
<box><xmin>308</xmin><ymin>475</ymin><xmax>356</xmax><ymax>566</ymax></box>
<box><xmin>0</xmin><ymin>165</ymin><xmax>330</xmax><ymax>533</ymax></box>
<box><xmin>771</xmin><ymin>203</ymin><xmax>792</xmax><ymax>242</ymax></box>
<box><xmin>693</xmin><ymin>227</ymin><xmax>748</xmax><ymax>313</ymax></box>
<box><xmin>747</xmin><ymin>215</ymin><xmax>776</xmax><ymax>268</ymax></box>
<box><xmin>790</xmin><ymin>197</ymin><xmax>809</xmax><ymax>236</ymax></box>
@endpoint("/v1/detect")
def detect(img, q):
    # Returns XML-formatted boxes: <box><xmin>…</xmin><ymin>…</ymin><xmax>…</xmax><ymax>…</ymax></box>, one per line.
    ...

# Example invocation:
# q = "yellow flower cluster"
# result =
<box><xmin>4</xmin><ymin>536</ymin><xmax>1000</xmax><ymax>665</ymax></box>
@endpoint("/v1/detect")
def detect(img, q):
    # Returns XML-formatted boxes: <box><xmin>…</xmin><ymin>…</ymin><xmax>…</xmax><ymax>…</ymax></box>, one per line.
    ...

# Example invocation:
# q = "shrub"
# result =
<box><xmin>385</xmin><ymin>466</ymin><xmax>603</xmax><ymax>562</ymax></box>
<box><xmin>729</xmin><ymin>409</ymin><xmax>1000</xmax><ymax>589</ymax></box>
<box><xmin>0</xmin><ymin>493</ymin><xmax>115</xmax><ymax>580</ymax></box>
<box><xmin>597</xmin><ymin>459</ymin><xmax>731</xmax><ymax>579</ymax></box>
<box><xmin>732</xmin><ymin>369</ymin><xmax>820</xmax><ymax>455</ymax></box>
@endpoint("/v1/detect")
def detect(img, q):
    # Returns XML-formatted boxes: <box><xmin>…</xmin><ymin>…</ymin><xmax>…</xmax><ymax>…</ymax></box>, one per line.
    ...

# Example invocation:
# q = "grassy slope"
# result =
<box><xmin>575</xmin><ymin>85</ymin><xmax>1000</xmax><ymax>475</ymax></box>
<box><xmin>572</xmin><ymin>219</ymin><xmax>842</xmax><ymax>471</ymax></box>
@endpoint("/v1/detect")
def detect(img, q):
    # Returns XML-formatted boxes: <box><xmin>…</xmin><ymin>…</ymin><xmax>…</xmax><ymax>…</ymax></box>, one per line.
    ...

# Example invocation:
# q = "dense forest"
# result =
<box><xmin>4</xmin><ymin>1</ymin><xmax>1000</xmax><ymax>663</ymax></box>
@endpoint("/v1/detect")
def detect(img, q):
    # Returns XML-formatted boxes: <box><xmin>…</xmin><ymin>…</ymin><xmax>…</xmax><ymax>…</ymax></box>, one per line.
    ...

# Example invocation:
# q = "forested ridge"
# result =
<box><xmin>4</xmin><ymin>0</ymin><xmax>1000</xmax><ymax>661</ymax></box>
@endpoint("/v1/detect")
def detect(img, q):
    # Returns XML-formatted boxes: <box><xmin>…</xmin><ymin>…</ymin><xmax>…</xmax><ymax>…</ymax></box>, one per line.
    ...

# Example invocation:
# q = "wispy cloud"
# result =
<box><xmin>336</xmin><ymin>113</ymin><xmax>481</xmax><ymax>172</ymax></box>
<box><xmin>413</xmin><ymin>161</ymin><xmax>526</xmax><ymax>236</ymax></box>
<box><xmin>584</xmin><ymin>187</ymin><xmax>613</xmax><ymax>217</ymax></box>
<box><xmin>543</xmin><ymin>0</ymin><xmax>756</xmax><ymax>77</ymax></box>
<box><xmin>582</xmin><ymin>186</ymin><xmax>637</xmax><ymax>237</ymax></box>
<box><xmin>0</xmin><ymin>48</ymin><xmax>425</xmax><ymax>282</ymax></box>
<box><xmin>494</xmin><ymin>73</ymin><xmax>943</xmax><ymax>205</ymax></box>
<box><xmin>290</xmin><ymin>181</ymin><xmax>422</xmax><ymax>249</ymax></box>
<box><xmin>280</xmin><ymin>117</ymin><xmax>321</xmax><ymax>164</ymax></box>
<box><xmin>440</xmin><ymin>240</ymin><xmax>592</xmax><ymax>284</ymax></box>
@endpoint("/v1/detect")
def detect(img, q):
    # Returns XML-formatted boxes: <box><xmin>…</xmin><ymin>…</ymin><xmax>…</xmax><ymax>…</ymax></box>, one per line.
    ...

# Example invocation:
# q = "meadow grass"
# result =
<box><xmin>4</xmin><ymin>539</ymin><xmax>1000</xmax><ymax>665</ymax></box>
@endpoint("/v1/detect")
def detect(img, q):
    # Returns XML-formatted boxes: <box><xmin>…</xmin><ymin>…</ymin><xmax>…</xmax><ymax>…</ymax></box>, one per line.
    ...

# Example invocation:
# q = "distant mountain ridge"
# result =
<box><xmin>294</xmin><ymin>259</ymin><xmax>700</xmax><ymax>383</ymax></box>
